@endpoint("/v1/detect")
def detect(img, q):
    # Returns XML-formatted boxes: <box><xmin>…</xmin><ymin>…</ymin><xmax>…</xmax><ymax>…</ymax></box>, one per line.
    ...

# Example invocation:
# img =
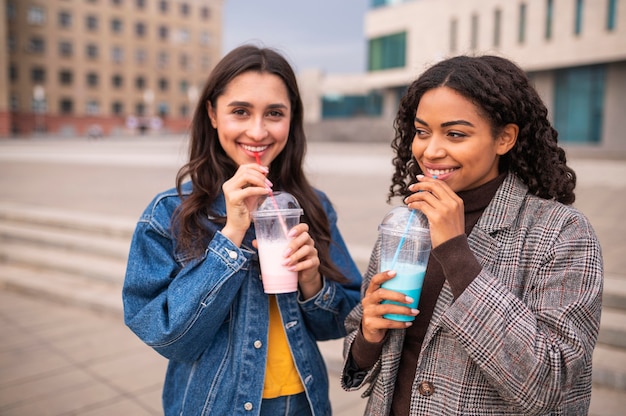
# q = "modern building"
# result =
<box><xmin>0</xmin><ymin>0</ymin><xmax>223</xmax><ymax>137</ymax></box>
<box><xmin>303</xmin><ymin>0</ymin><xmax>626</xmax><ymax>151</ymax></box>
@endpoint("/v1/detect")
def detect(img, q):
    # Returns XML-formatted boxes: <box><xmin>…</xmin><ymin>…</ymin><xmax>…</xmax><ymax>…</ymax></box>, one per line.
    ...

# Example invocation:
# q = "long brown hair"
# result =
<box><xmin>173</xmin><ymin>44</ymin><xmax>345</xmax><ymax>282</ymax></box>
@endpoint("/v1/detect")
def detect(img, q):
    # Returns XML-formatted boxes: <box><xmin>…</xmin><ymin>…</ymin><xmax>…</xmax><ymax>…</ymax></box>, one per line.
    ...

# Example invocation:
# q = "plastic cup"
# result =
<box><xmin>378</xmin><ymin>206</ymin><xmax>431</xmax><ymax>322</ymax></box>
<box><xmin>251</xmin><ymin>192</ymin><xmax>303</xmax><ymax>294</ymax></box>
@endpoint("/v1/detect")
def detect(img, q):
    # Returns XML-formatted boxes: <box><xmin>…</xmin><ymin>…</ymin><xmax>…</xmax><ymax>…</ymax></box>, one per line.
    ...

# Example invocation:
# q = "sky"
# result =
<box><xmin>222</xmin><ymin>0</ymin><xmax>369</xmax><ymax>74</ymax></box>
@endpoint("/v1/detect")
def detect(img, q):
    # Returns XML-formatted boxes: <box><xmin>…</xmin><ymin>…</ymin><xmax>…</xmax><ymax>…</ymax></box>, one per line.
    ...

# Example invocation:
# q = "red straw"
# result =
<box><xmin>255</xmin><ymin>153</ymin><xmax>289</xmax><ymax>237</ymax></box>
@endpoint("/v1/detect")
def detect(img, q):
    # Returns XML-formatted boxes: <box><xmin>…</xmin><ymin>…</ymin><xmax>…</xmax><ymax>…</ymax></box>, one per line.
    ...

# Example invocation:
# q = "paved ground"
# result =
<box><xmin>0</xmin><ymin>135</ymin><xmax>625</xmax><ymax>415</ymax></box>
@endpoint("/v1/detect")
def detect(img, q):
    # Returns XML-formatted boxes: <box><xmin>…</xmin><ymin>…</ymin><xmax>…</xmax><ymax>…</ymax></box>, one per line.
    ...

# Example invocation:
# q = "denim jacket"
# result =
<box><xmin>122</xmin><ymin>182</ymin><xmax>362</xmax><ymax>416</ymax></box>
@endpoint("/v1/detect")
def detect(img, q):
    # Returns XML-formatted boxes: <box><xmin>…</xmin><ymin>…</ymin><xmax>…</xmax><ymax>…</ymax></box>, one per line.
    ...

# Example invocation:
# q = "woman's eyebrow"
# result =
<box><xmin>441</xmin><ymin>120</ymin><xmax>475</xmax><ymax>128</ymax></box>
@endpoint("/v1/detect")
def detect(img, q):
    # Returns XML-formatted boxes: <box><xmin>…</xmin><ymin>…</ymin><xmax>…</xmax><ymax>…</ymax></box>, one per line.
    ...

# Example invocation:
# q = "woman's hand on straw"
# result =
<box><xmin>405</xmin><ymin>175</ymin><xmax>464</xmax><ymax>248</ymax></box>
<box><xmin>361</xmin><ymin>271</ymin><xmax>418</xmax><ymax>342</ymax></box>
<box><xmin>221</xmin><ymin>163</ymin><xmax>271</xmax><ymax>246</ymax></box>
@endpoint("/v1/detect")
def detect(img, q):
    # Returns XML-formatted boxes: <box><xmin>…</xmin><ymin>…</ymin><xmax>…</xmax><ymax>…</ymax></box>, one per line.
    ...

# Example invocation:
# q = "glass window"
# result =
<box><xmin>135</xmin><ymin>48</ymin><xmax>147</xmax><ymax>64</ymax></box>
<box><xmin>87</xmin><ymin>72</ymin><xmax>99</xmax><ymax>87</ymax></box>
<box><xmin>471</xmin><ymin>14</ymin><xmax>479</xmax><ymax>50</ymax></box>
<box><xmin>553</xmin><ymin>64</ymin><xmax>606</xmax><ymax>143</ymax></box>
<box><xmin>86</xmin><ymin>44</ymin><xmax>99</xmax><ymax>59</ymax></box>
<box><xmin>135</xmin><ymin>0</ymin><xmax>145</xmax><ymax>9</ymax></box>
<box><xmin>575</xmin><ymin>0</ymin><xmax>583</xmax><ymax>35</ymax></box>
<box><xmin>158</xmin><ymin>102</ymin><xmax>169</xmax><ymax>117</ymax></box>
<box><xmin>112</xmin><ymin>101</ymin><xmax>124</xmax><ymax>115</ymax></box>
<box><xmin>322</xmin><ymin>92</ymin><xmax>383</xmax><ymax>119</ymax></box>
<box><xmin>112</xmin><ymin>74</ymin><xmax>123</xmax><ymax>87</ymax></box>
<box><xmin>111</xmin><ymin>18</ymin><xmax>123</xmax><ymax>33</ymax></box>
<box><xmin>86</xmin><ymin>15</ymin><xmax>98</xmax><ymax>31</ymax></box>
<box><xmin>494</xmin><ymin>9</ymin><xmax>502</xmax><ymax>47</ymax></box>
<box><xmin>135</xmin><ymin>76</ymin><xmax>146</xmax><ymax>89</ymax></box>
<box><xmin>607</xmin><ymin>0</ymin><xmax>617</xmax><ymax>30</ymax></box>
<box><xmin>86</xmin><ymin>100</ymin><xmax>100</xmax><ymax>115</ymax></box>
<box><xmin>60</xmin><ymin>99</ymin><xmax>74</xmax><ymax>114</ymax></box>
<box><xmin>58</xmin><ymin>11</ymin><xmax>72</xmax><ymax>28</ymax></box>
<box><xmin>159</xmin><ymin>26</ymin><xmax>169</xmax><ymax>40</ymax></box>
<box><xmin>59</xmin><ymin>70</ymin><xmax>73</xmax><ymax>85</ymax></box>
<box><xmin>159</xmin><ymin>78</ymin><xmax>168</xmax><ymax>91</ymax></box>
<box><xmin>158</xmin><ymin>51</ymin><xmax>168</xmax><ymax>68</ymax></box>
<box><xmin>31</xmin><ymin>67</ymin><xmax>46</xmax><ymax>82</ymax></box>
<box><xmin>27</xmin><ymin>5</ymin><xmax>46</xmax><ymax>25</ymax></box>
<box><xmin>9</xmin><ymin>64</ymin><xmax>18</xmax><ymax>81</ymax></box>
<box><xmin>135</xmin><ymin>22</ymin><xmax>146</xmax><ymax>37</ymax></box>
<box><xmin>518</xmin><ymin>3</ymin><xmax>527</xmax><ymax>43</ymax></box>
<box><xmin>546</xmin><ymin>0</ymin><xmax>554</xmax><ymax>39</ymax></box>
<box><xmin>159</xmin><ymin>1</ymin><xmax>168</xmax><ymax>13</ymax></box>
<box><xmin>59</xmin><ymin>41</ymin><xmax>73</xmax><ymax>57</ymax></box>
<box><xmin>111</xmin><ymin>46</ymin><xmax>124</xmax><ymax>63</ymax></box>
<box><xmin>368</xmin><ymin>32</ymin><xmax>406</xmax><ymax>71</ymax></box>
<box><xmin>180</xmin><ymin>3</ymin><xmax>189</xmax><ymax>15</ymax></box>
<box><xmin>200</xmin><ymin>6</ymin><xmax>210</xmax><ymax>19</ymax></box>
<box><xmin>28</xmin><ymin>37</ymin><xmax>46</xmax><ymax>53</ymax></box>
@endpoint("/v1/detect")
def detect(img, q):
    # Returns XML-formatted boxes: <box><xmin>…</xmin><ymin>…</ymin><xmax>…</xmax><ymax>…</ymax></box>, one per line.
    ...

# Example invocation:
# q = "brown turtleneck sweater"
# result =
<box><xmin>350</xmin><ymin>173</ymin><xmax>506</xmax><ymax>415</ymax></box>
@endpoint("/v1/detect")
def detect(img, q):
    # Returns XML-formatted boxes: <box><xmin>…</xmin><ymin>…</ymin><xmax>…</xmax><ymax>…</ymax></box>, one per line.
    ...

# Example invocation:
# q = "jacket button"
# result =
<box><xmin>244</xmin><ymin>402</ymin><xmax>253</xmax><ymax>411</ymax></box>
<box><xmin>418</xmin><ymin>381</ymin><xmax>434</xmax><ymax>396</ymax></box>
<box><xmin>228</xmin><ymin>250</ymin><xmax>238</xmax><ymax>260</ymax></box>
<box><xmin>253</xmin><ymin>340</ymin><xmax>262</xmax><ymax>349</ymax></box>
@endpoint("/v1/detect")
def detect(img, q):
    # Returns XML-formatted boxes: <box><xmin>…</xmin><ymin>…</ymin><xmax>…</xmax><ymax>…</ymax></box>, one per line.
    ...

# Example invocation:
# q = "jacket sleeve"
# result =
<box><xmin>122</xmin><ymin>203</ymin><xmax>253</xmax><ymax>363</ymax></box>
<box><xmin>441</xmin><ymin>208</ymin><xmax>603</xmax><ymax>414</ymax></box>
<box><xmin>298</xmin><ymin>190</ymin><xmax>362</xmax><ymax>340</ymax></box>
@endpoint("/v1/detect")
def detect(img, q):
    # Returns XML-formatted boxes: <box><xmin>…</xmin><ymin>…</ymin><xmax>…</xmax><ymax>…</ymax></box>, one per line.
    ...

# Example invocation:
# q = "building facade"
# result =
<box><xmin>306</xmin><ymin>0</ymin><xmax>626</xmax><ymax>151</ymax></box>
<box><xmin>1</xmin><ymin>0</ymin><xmax>223</xmax><ymax>137</ymax></box>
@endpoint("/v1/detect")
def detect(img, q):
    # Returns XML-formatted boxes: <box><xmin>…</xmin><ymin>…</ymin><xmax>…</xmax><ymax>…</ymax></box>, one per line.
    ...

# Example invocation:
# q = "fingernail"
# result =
<box><xmin>265</xmin><ymin>179</ymin><xmax>273</xmax><ymax>187</ymax></box>
<box><xmin>405</xmin><ymin>296</ymin><xmax>414</xmax><ymax>304</ymax></box>
<box><xmin>283</xmin><ymin>247</ymin><xmax>292</xmax><ymax>257</ymax></box>
<box><xmin>416</xmin><ymin>174</ymin><xmax>425</xmax><ymax>180</ymax></box>
<box><xmin>287</xmin><ymin>228</ymin><xmax>297</xmax><ymax>238</ymax></box>
<box><xmin>410</xmin><ymin>308</ymin><xmax>419</xmax><ymax>315</ymax></box>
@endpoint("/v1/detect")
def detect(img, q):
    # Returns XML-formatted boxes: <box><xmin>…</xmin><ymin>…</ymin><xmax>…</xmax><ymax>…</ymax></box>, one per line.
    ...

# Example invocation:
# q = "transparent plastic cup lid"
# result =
<box><xmin>251</xmin><ymin>191</ymin><xmax>303</xmax><ymax>219</ymax></box>
<box><xmin>378</xmin><ymin>206</ymin><xmax>429</xmax><ymax>238</ymax></box>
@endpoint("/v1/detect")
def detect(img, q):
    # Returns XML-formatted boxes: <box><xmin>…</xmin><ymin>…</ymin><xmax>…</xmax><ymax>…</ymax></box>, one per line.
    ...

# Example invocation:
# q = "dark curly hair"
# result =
<box><xmin>389</xmin><ymin>55</ymin><xmax>576</xmax><ymax>205</ymax></box>
<box><xmin>173</xmin><ymin>45</ymin><xmax>346</xmax><ymax>282</ymax></box>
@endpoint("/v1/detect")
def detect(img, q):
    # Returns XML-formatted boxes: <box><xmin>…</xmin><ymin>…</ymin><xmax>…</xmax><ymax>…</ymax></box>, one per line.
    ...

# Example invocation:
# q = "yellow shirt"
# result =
<box><xmin>262</xmin><ymin>295</ymin><xmax>305</xmax><ymax>398</ymax></box>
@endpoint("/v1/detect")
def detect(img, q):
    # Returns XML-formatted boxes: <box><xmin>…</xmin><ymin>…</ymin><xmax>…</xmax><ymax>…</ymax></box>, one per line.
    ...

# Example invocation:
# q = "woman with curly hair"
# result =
<box><xmin>123</xmin><ymin>45</ymin><xmax>361</xmax><ymax>416</ymax></box>
<box><xmin>342</xmin><ymin>55</ymin><xmax>603</xmax><ymax>415</ymax></box>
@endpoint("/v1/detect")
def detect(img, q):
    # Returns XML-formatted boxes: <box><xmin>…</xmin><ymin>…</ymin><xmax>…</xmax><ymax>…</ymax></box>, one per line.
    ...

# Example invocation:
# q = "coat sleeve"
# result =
<box><xmin>441</xmin><ymin>208</ymin><xmax>603</xmax><ymax>414</ymax></box>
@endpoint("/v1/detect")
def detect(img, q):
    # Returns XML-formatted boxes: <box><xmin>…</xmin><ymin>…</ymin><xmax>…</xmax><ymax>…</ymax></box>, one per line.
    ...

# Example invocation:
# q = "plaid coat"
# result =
<box><xmin>342</xmin><ymin>173</ymin><xmax>603</xmax><ymax>415</ymax></box>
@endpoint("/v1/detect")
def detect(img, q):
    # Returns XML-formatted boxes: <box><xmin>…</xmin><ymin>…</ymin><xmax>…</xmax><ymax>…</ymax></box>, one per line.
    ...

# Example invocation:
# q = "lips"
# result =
<box><xmin>241</xmin><ymin>144</ymin><xmax>269</xmax><ymax>153</ymax></box>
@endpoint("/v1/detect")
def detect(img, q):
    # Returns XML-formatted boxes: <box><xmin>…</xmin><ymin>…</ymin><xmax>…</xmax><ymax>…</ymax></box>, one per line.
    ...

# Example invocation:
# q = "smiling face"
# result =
<box><xmin>208</xmin><ymin>71</ymin><xmax>292</xmax><ymax>167</ymax></box>
<box><xmin>411</xmin><ymin>87</ymin><xmax>517</xmax><ymax>192</ymax></box>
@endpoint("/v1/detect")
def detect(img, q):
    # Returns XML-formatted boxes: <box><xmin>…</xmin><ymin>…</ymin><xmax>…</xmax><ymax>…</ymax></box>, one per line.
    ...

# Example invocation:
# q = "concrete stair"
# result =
<box><xmin>0</xmin><ymin>202</ymin><xmax>625</xmax><ymax>395</ymax></box>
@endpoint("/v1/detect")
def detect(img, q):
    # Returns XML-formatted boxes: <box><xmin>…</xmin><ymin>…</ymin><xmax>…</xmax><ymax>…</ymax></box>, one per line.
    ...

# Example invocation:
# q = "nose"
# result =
<box><xmin>246</xmin><ymin>117</ymin><xmax>268</xmax><ymax>142</ymax></box>
<box><xmin>422</xmin><ymin>135</ymin><xmax>446</xmax><ymax>160</ymax></box>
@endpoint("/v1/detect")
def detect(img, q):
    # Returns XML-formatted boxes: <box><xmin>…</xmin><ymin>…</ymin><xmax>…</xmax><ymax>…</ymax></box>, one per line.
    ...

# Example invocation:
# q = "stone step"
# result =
<box><xmin>598</xmin><ymin>308</ymin><xmax>626</xmax><ymax>350</ymax></box>
<box><xmin>0</xmin><ymin>239</ymin><xmax>127</xmax><ymax>284</ymax></box>
<box><xmin>0</xmin><ymin>220</ymin><xmax>130</xmax><ymax>260</ymax></box>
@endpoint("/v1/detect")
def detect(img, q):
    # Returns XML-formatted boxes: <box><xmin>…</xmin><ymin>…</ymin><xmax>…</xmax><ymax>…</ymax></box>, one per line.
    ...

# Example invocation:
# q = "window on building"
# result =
<box><xmin>87</xmin><ymin>72</ymin><xmax>99</xmax><ymax>87</ymax></box>
<box><xmin>180</xmin><ymin>53</ymin><xmax>190</xmax><ymax>69</ymax></box>
<box><xmin>111</xmin><ymin>18</ymin><xmax>123</xmax><ymax>33</ymax></box>
<box><xmin>450</xmin><ymin>18</ymin><xmax>458</xmax><ymax>53</ymax></box>
<box><xmin>86</xmin><ymin>44</ymin><xmax>99</xmax><ymax>59</ymax></box>
<box><xmin>607</xmin><ymin>0</ymin><xmax>617</xmax><ymax>30</ymax></box>
<box><xmin>200</xmin><ymin>6</ymin><xmax>210</xmax><ymax>19</ymax></box>
<box><xmin>471</xmin><ymin>14</ymin><xmax>479</xmax><ymax>50</ymax></box>
<box><xmin>86</xmin><ymin>100</ymin><xmax>100</xmax><ymax>115</ymax></box>
<box><xmin>31</xmin><ymin>67</ymin><xmax>46</xmax><ymax>82</ymax></box>
<box><xmin>135</xmin><ymin>0</ymin><xmax>146</xmax><ymax>9</ymax></box>
<box><xmin>135</xmin><ymin>22</ymin><xmax>146</xmax><ymax>37</ymax></box>
<box><xmin>112</xmin><ymin>74</ymin><xmax>123</xmax><ymax>88</ymax></box>
<box><xmin>59</xmin><ymin>70</ymin><xmax>73</xmax><ymax>85</ymax></box>
<box><xmin>10</xmin><ymin>96</ymin><xmax>18</xmax><ymax>111</ymax></box>
<box><xmin>7</xmin><ymin>35</ymin><xmax>15</xmax><ymax>52</ymax></box>
<box><xmin>494</xmin><ymin>9</ymin><xmax>502</xmax><ymax>47</ymax></box>
<box><xmin>7</xmin><ymin>2</ymin><xmax>16</xmax><ymax>20</ymax></box>
<box><xmin>518</xmin><ymin>3</ymin><xmax>527</xmax><ymax>43</ymax></box>
<box><xmin>201</xmin><ymin>55</ymin><xmax>211</xmax><ymax>70</ymax></box>
<box><xmin>135</xmin><ymin>48</ymin><xmax>147</xmax><ymax>64</ymax></box>
<box><xmin>575</xmin><ymin>0</ymin><xmax>584</xmax><ymax>35</ymax></box>
<box><xmin>135</xmin><ymin>76</ymin><xmax>146</xmax><ymax>89</ymax></box>
<box><xmin>60</xmin><ymin>99</ymin><xmax>73</xmax><ymax>114</ymax></box>
<box><xmin>158</xmin><ymin>51</ymin><xmax>168</xmax><ymax>68</ymax></box>
<box><xmin>59</xmin><ymin>41</ymin><xmax>73</xmax><ymax>57</ymax></box>
<box><xmin>322</xmin><ymin>92</ymin><xmax>383</xmax><ymax>119</ymax></box>
<box><xmin>177</xmin><ymin>28</ymin><xmax>190</xmax><ymax>43</ymax></box>
<box><xmin>86</xmin><ymin>15</ymin><xmax>98</xmax><ymax>31</ymax></box>
<box><xmin>179</xmin><ymin>80</ymin><xmax>189</xmax><ymax>93</ymax></box>
<box><xmin>158</xmin><ymin>102</ymin><xmax>169</xmax><ymax>117</ymax></box>
<box><xmin>28</xmin><ymin>37</ymin><xmax>46</xmax><ymax>53</ymax></box>
<box><xmin>111</xmin><ymin>0</ymin><xmax>122</xmax><ymax>6</ymax></box>
<box><xmin>31</xmin><ymin>97</ymin><xmax>47</xmax><ymax>113</ymax></box>
<box><xmin>200</xmin><ymin>31</ymin><xmax>211</xmax><ymax>45</ymax></box>
<box><xmin>136</xmin><ymin>102</ymin><xmax>146</xmax><ymax>115</ymax></box>
<box><xmin>180</xmin><ymin>104</ymin><xmax>189</xmax><ymax>117</ymax></box>
<box><xmin>112</xmin><ymin>101</ymin><xmax>124</xmax><ymax>115</ymax></box>
<box><xmin>159</xmin><ymin>78</ymin><xmax>168</xmax><ymax>91</ymax></box>
<box><xmin>111</xmin><ymin>46</ymin><xmax>124</xmax><ymax>63</ymax></box>
<box><xmin>545</xmin><ymin>0</ymin><xmax>554</xmax><ymax>39</ymax></box>
<box><xmin>180</xmin><ymin>3</ymin><xmax>189</xmax><ymax>16</ymax></box>
<box><xmin>159</xmin><ymin>1</ymin><xmax>168</xmax><ymax>13</ymax></box>
<box><xmin>58</xmin><ymin>11</ymin><xmax>72</xmax><ymax>28</ymax></box>
<box><xmin>27</xmin><ymin>5</ymin><xmax>46</xmax><ymax>25</ymax></box>
<box><xmin>368</xmin><ymin>32</ymin><xmax>406</xmax><ymax>71</ymax></box>
<box><xmin>159</xmin><ymin>26</ymin><xmax>169</xmax><ymax>40</ymax></box>
<box><xmin>9</xmin><ymin>64</ymin><xmax>18</xmax><ymax>81</ymax></box>
<box><xmin>553</xmin><ymin>64</ymin><xmax>606</xmax><ymax>143</ymax></box>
